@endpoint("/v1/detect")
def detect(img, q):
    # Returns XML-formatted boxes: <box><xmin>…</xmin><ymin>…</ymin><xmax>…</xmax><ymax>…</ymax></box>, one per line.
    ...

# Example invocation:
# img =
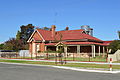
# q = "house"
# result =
<box><xmin>27</xmin><ymin>25</ymin><xmax>110</xmax><ymax>57</ymax></box>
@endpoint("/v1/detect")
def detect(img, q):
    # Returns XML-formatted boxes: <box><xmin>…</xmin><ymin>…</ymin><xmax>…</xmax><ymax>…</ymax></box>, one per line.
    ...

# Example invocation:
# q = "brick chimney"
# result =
<box><xmin>65</xmin><ymin>26</ymin><xmax>69</xmax><ymax>30</ymax></box>
<box><xmin>51</xmin><ymin>25</ymin><xmax>56</xmax><ymax>37</ymax></box>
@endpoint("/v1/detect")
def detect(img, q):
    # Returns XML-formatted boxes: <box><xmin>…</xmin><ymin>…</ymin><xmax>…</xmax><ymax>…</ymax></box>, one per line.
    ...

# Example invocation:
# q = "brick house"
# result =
<box><xmin>27</xmin><ymin>25</ymin><xmax>110</xmax><ymax>57</ymax></box>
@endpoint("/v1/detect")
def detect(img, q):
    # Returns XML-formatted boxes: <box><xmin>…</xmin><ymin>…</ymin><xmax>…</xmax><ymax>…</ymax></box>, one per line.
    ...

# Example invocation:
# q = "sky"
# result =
<box><xmin>0</xmin><ymin>0</ymin><xmax>120</xmax><ymax>43</ymax></box>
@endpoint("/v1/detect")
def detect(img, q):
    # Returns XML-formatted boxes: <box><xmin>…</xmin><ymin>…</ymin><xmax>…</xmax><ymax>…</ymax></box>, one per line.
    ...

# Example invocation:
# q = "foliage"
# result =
<box><xmin>1</xmin><ymin>24</ymin><xmax>51</xmax><ymax>51</ymax></box>
<box><xmin>15</xmin><ymin>24</ymin><xmax>35</xmax><ymax>50</ymax></box>
<box><xmin>0</xmin><ymin>44</ymin><xmax>4</xmax><ymax>50</ymax></box>
<box><xmin>16</xmin><ymin>30</ymin><xmax>21</xmax><ymax>40</ymax></box>
<box><xmin>41</xmin><ymin>27</ymin><xmax>51</xmax><ymax>30</ymax></box>
<box><xmin>37</xmin><ymin>27</ymin><xmax>51</xmax><ymax>30</ymax></box>
<box><xmin>44</xmin><ymin>50</ymin><xmax>58</xmax><ymax>53</ymax></box>
<box><xmin>108</xmin><ymin>40</ymin><xmax>120</xmax><ymax>54</ymax></box>
<box><xmin>17</xmin><ymin>24</ymin><xmax>35</xmax><ymax>44</ymax></box>
<box><xmin>3</xmin><ymin>38</ymin><xmax>28</xmax><ymax>51</ymax></box>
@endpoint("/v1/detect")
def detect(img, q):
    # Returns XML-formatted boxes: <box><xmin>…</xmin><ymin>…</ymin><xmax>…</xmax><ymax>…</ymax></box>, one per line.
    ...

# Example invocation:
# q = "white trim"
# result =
<box><xmin>32</xmin><ymin>42</ymin><xmax>36</xmax><ymax>54</ymax></box>
<box><xmin>91</xmin><ymin>45</ymin><xmax>95</xmax><ymax>57</ymax></box>
<box><xmin>27</xmin><ymin>29</ymin><xmax>45</xmax><ymax>42</ymax></box>
<box><xmin>27</xmin><ymin>30</ymin><xmax>37</xmax><ymax>42</ymax></box>
<box><xmin>55</xmin><ymin>42</ymin><xmax>64</xmax><ymax>46</ymax></box>
<box><xmin>36</xmin><ymin>44</ymin><xmax>40</xmax><ymax>52</ymax></box>
<box><xmin>36</xmin><ymin>30</ymin><xmax>45</xmax><ymax>42</ymax></box>
<box><xmin>77</xmin><ymin>45</ymin><xmax>80</xmax><ymax>53</ymax></box>
<box><xmin>29</xmin><ymin>38</ymin><xmax>34</xmax><ymax>42</ymax></box>
<box><xmin>99</xmin><ymin>46</ymin><xmax>101</xmax><ymax>56</ymax></box>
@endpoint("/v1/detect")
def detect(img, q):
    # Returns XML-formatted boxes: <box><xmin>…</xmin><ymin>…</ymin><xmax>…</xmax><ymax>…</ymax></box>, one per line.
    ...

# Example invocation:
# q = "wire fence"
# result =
<box><xmin>0</xmin><ymin>52</ymin><xmax>107</xmax><ymax>64</ymax></box>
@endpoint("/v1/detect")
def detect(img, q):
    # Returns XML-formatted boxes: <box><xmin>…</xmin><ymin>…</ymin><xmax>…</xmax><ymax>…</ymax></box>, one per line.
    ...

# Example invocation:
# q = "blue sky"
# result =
<box><xmin>0</xmin><ymin>0</ymin><xmax>120</xmax><ymax>43</ymax></box>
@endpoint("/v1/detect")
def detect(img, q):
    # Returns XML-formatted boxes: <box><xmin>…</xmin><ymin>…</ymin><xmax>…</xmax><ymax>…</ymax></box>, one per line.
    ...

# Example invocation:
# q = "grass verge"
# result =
<box><xmin>0</xmin><ymin>59</ymin><xmax>120</xmax><ymax>70</ymax></box>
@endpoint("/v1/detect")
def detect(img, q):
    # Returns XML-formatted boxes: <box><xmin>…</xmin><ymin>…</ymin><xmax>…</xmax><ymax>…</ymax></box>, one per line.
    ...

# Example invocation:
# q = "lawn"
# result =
<box><xmin>0</xmin><ymin>59</ymin><xmax>120</xmax><ymax>70</ymax></box>
<box><xmin>113</xmin><ymin>61</ymin><xmax>120</xmax><ymax>63</ymax></box>
<box><xmin>42</xmin><ymin>56</ymin><xmax>107</xmax><ymax>62</ymax></box>
<box><xmin>7</xmin><ymin>55</ymin><xmax>107</xmax><ymax>62</ymax></box>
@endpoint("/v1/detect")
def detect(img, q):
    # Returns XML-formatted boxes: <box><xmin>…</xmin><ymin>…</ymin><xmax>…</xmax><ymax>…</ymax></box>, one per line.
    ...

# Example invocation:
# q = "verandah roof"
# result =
<box><xmin>45</xmin><ymin>42</ymin><xmax>108</xmax><ymax>46</ymax></box>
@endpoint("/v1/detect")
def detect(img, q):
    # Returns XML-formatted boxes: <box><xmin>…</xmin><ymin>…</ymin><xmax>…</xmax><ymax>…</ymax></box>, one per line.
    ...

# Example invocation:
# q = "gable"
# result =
<box><xmin>33</xmin><ymin>31</ymin><xmax>43</xmax><ymax>41</ymax></box>
<box><xmin>27</xmin><ymin>30</ymin><xmax>44</xmax><ymax>42</ymax></box>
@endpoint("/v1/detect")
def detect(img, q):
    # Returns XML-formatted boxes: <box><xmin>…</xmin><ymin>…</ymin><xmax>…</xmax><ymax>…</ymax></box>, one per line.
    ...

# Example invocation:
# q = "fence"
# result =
<box><xmin>0</xmin><ymin>52</ymin><xmax>107</xmax><ymax>62</ymax></box>
<box><xmin>0</xmin><ymin>52</ymin><xmax>19</xmax><ymax>58</ymax></box>
<box><xmin>30</xmin><ymin>52</ymin><xmax>107</xmax><ymax>62</ymax></box>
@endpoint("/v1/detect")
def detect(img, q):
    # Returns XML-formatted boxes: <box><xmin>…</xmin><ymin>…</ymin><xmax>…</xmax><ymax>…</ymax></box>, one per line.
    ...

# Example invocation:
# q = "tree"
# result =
<box><xmin>15</xmin><ymin>24</ymin><xmax>35</xmax><ymax>50</ymax></box>
<box><xmin>16</xmin><ymin>24</ymin><xmax>35</xmax><ymax>44</ymax></box>
<box><xmin>0</xmin><ymin>44</ymin><xmax>4</xmax><ymax>50</ymax></box>
<box><xmin>38</xmin><ymin>27</ymin><xmax>51</xmax><ymax>30</ymax></box>
<box><xmin>20</xmin><ymin>24</ymin><xmax>35</xmax><ymax>44</ymax></box>
<box><xmin>16</xmin><ymin>30</ymin><xmax>21</xmax><ymax>40</ymax></box>
<box><xmin>108</xmin><ymin>40</ymin><xmax>120</xmax><ymax>54</ymax></box>
<box><xmin>3</xmin><ymin>38</ymin><xmax>27</xmax><ymax>51</ymax></box>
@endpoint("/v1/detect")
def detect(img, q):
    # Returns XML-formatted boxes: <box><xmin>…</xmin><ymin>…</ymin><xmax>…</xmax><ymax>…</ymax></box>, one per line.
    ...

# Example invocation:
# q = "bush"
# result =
<box><xmin>108</xmin><ymin>40</ymin><xmax>120</xmax><ymax>54</ymax></box>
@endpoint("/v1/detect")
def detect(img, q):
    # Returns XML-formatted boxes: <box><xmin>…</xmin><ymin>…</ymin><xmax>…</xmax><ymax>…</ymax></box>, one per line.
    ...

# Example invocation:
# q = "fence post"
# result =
<box><xmin>64</xmin><ymin>53</ymin><xmax>67</xmax><ymax>64</ymax></box>
<box><xmin>73</xmin><ymin>53</ymin><xmax>75</xmax><ymax>61</ymax></box>
<box><xmin>55</xmin><ymin>54</ymin><xmax>57</xmax><ymax>65</ymax></box>
<box><xmin>106</xmin><ymin>53</ymin><xmax>108</xmax><ymax>62</ymax></box>
<box><xmin>46</xmin><ymin>53</ymin><xmax>48</xmax><ymax>60</ymax></box>
<box><xmin>110</xmin><ymin>58</ymin><xmax>112</xmax><ymax>71</ymax></box>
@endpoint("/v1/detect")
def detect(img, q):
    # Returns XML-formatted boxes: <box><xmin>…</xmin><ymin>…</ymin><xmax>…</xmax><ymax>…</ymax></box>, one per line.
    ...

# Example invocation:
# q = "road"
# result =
<box><xmin>0</xmin><ymin>63</ymin><xmax>120</xmax><ymax>80</ymax></box>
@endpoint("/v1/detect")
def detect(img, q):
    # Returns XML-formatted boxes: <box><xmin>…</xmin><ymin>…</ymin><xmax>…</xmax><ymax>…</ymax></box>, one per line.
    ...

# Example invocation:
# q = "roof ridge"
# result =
<box><xmin>57</xmin><ymin>29</ymin><xmax>84</xmax><ymax>32</ymax></box>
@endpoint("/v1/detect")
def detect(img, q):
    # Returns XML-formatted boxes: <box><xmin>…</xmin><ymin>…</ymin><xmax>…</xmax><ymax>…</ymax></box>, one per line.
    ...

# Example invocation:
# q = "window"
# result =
<box><xmin>36</xmin><ymin>44</ymin><xmax>40</xmax><ymax>52</ymax></box>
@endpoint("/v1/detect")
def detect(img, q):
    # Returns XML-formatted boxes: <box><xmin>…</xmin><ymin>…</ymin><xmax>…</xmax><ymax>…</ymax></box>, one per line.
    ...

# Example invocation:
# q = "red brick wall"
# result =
<box><xmin>29</xmin><ymin>42</ymin><xmax>32</xmax><ymax>54</ymax></box>
<box><xmin>29</xmin><ymin>31</ymin><xmax>45</xmax><ymax>53</ymax></box>
<box><xmin>40</xmin><ymin>43</ymin><xmax>45</xmax><ymax>52</ymax></box>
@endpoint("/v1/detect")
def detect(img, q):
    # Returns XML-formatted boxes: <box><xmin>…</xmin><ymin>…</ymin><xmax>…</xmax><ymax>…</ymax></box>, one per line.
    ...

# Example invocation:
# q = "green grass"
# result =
<box><xmin>47</xmin><ymin>57</ymin><xmax>107</xmax><ymax>62</ymax></box>
<box><xmin>0</xmin><ymin>59</ymin><xmax>55</xmax><ymax>65</ymax></box>
<box><xmin>113</xmin><ymin>61</ymin><xmax>120</xmax><ymax>63</ymax></box>
<box><xmin>8</xmin><ymin>55</ymin><xmax>107</xmax><ymax>62</ymax></box>
<box><xmin>0</xmin><ymin>59</ymin><xmax>120</xmax><ymax>70</ymax></box>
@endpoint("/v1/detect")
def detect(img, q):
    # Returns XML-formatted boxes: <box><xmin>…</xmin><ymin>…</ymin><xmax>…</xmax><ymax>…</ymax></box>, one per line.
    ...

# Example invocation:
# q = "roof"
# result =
<box><xmin>37</xmin><ymin>29</ymin><xmax>53</xmax><ymax>40</ymax></box>
<box><xmin>36</xmin><ymin>29</ymin><xmax>102</xmax><ymax>42</ymax></box>
<box><xmin>45</xmin><ymin>42</ymin><xmax>108</xmax><ymax>46</ymax></box>
<box><xmin>103</xmin><ymin>40</ymin><xmax>113</xmax><ymax>45</ymax></box>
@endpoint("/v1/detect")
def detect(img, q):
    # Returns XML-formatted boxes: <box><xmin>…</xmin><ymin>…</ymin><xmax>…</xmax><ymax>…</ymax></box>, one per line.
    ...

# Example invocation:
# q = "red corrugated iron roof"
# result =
<box><xmin>45</xmin><ymin>42</ymin><xmax>108</xmax><ymax>46</ymax></box>
<box><xmin>103</xmin><ymin>40</ymin><xmax>113</xmax><ymax>45</ymax></box>
<box><xmin>37</xmin><ymin>29</ymin><xmax>102</xmax><ymax>42</ymax></box>
<box><xmin>37</xmin><ymin>29</ymin><xmax>53</xmax><ymax>40</ymax></box>
<box><xmin>63</xmin><ymin>42</ymin><xmax>107</xmax><ymax>46</ymax></box>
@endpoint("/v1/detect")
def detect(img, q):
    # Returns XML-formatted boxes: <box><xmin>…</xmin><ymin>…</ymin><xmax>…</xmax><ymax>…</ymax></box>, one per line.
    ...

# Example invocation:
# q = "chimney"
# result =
<box><xmin>65</xmin><ymin>27</ymin><xmax>69</xmax><ymax>30</ymax></box>
<box><xmin>51</xmin><ymin>25</ymin><xmax>56</xmax><ymax>37</ymax></box>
